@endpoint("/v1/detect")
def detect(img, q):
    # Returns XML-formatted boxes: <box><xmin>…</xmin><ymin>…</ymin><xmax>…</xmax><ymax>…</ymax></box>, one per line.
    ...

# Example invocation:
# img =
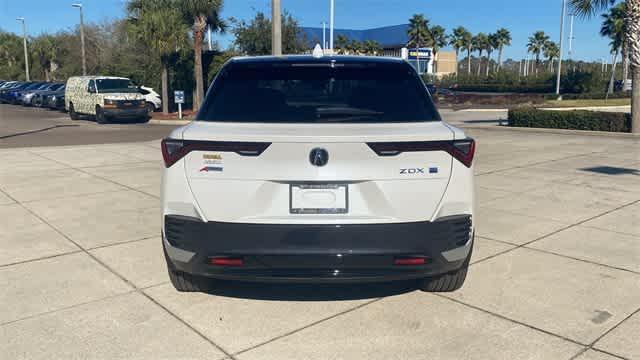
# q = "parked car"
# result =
<box><xmin>0</xmin><ymin>82</ymin><xmax>35</xmax><ymax>104</ymax></box>
<box><xmin>46</xmin><ymin>91</ymin><xmax>66</xmax><ymax>111</ymax></box>
<box><xmin>161</xmin><ymin>56</ymin><xmax>476</xmax><ymax>292</ymax></box>
<box><xmin>65</xmin><ymin>76</ymin><xmax>148</xmax><ymax>123</ymax></box>
<box><xmin>139</xmin><ymin>86</ymin><xmax>162</xmax><ymax>113</ymax></box>
<box><xmin>20</xmin><ymin>82</ymin><xmax>61</xmax><ymax>106</ymax></box>
<box><xmin>32</xmin><ymin>83</ymin><xmax>65</xmax><ymax>107</ymax></box>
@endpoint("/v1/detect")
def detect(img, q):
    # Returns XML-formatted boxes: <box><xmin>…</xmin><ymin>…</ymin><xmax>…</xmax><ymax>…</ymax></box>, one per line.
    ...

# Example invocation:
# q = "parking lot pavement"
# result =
<box><xmin>0</xmin><ymin>128</ymin><xmax>639</xmax><ymax>359</ymax></box>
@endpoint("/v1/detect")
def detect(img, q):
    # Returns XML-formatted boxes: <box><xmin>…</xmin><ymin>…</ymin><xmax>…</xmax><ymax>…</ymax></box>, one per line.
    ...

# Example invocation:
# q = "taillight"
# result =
<box><xmin>367</xmin><ymin>138</ymin><xmax>476</xmax><ymax>168</ymax></box>
<box><xmin>209</xmin><ymin>256</ymin><xmax>244</xmax><ymax>266</ymax></box>
<box><xmin>161</xmin><ymin>138</ymin><xmax>271</xmax><ymax>168</ymax></box>
<box><xmin>394</xmin><ymin>256</ymin><xmax>427</xmax><ymax>266</ymax></box>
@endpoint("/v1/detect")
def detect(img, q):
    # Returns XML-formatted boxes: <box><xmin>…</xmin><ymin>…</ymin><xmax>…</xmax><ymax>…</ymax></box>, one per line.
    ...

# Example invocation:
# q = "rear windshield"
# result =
<box><xmin>198</xmin><ymin>62</ymin><xmax>439</xmax><ymax>123</ymax></box>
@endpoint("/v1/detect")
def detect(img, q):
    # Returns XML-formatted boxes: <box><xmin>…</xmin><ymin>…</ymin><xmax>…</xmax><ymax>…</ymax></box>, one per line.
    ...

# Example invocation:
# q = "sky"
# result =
<box><xmin>0</xmin><ymin>0</ymin><xmax>615</xmax><ymax>62</ymax></box>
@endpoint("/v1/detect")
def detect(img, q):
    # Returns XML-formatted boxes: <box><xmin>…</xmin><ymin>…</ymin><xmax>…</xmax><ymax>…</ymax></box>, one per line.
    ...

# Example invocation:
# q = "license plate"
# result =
<box><xmin>290</xmin><ymin>184</ymin><xmax>348</xmax><ymax>214</ymax></box>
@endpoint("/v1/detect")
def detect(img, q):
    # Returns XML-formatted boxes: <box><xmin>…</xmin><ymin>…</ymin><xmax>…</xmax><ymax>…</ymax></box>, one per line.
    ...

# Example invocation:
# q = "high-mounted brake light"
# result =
<box><xmin>161</xmin><ymin>138</ymin><xmax>272</xmax><ymax>168</ymax></box>
<box><xmin>366</xmin><ymin>138</ymin><xmax>476</xmax><ymax>168</ymax></box>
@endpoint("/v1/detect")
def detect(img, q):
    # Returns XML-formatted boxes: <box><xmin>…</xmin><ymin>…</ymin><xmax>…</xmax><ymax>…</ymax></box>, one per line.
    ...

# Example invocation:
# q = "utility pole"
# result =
<box><xmin>555</xmin><ymin>0</ymin><xmax>567</xmax><ymax>97</ymax></box>
<box><xmin>568</xmin><ymin>13</ymin><xmax>574</xmax><ymax>59</ymax></box>
<box><xmin>271</xmin><ymin>0</ymin><xmax>282</xmax><ymax>56</ymax></box>
<box><xmin>322</xmin><ymin>21</ymin><xmax>327</xmax><ymax>50</ymax></box>
<box><xmin>72</xmin><ymin>3</ymin><xmax>86</xmax><ymax>75</ymax></box>
<box><xmin>16</xmin><ymin>17</ymin><xmax>30</xmax><ymax>81</ymax></box>
<box><xmin>329</xmin><ymin>0</ymin><xmax>335</xmax><ymax>52</ymax></box>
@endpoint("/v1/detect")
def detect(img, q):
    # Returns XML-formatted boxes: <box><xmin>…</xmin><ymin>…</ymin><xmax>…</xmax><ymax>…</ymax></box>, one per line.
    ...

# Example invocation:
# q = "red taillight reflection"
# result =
<box><xmin>210</xmin><ymin>257</ymin><xmax>244</xmax><ymax>266</ymax></box>
<box><xmin>394</xmin><ymin>257</ymin><xmax>427</xmax><ymax>266</ymax></box>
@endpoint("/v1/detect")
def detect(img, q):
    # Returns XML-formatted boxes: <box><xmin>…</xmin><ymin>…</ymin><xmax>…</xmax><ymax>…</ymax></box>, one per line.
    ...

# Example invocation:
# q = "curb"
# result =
<box><xmin>148</xmin><ymin>119</ymin><xmax>192</xmax><ymax>126</ymax></box>
<box><xmin>461</xmin><ymin>124</ymin><xmax>640</xmax><ymax>139</ymax></box>
<box><xmin>454</xmin><ymin>108</ymin><xmax>508</xmax><ymax>112</ymax></box>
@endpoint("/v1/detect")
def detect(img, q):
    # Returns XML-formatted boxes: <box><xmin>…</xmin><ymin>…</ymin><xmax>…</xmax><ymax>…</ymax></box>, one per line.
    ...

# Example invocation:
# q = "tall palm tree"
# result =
<box><xmin>407</xmin><ymin>14</ymin><xmax>430</xmax><ymax>73</ymax></box>
<box><xmin>362</xmin><ymin>40</ymin><xmax>382</xmax><ymax>55</ymax></box>
<box><xmin>543</xmin><ymin>41</ymin><xmax>560</xmax><ymax>72</ymax></box>
<box><xmin>527</xmin><ymin>31</ymin><xmax>549</xmax><ymax>75</ymax></box>
<box><xmin>335</xmin><ymin>34</ymin><xmax>349</xmax><ymax>55</ymax></box>
<box><xmin>428</xmin><ymin>25</ymin><xmax>447</xmax><ymax>73</ymax></box>
<box><xmin>485</xmin><ymin>33</ymin><xmax>499</xmax><ymax>75</ymax></box>
<box><xmin>32</xmin><ymin>35</ymin><xmax>58</xmax><ymax>81</ymax></box>
<box><xmin>494</xmin><ymin>28</ymin><xmax>512</xmax><ymax>71</ymax></box>
<box><xmin>570</xmin><ymin>0</ymin><xmax>639</xmax><ymax>133</ymax></box>
<box><xmin>472</xmin><ymin>33</ymin><xmax>488</xmax><ymax>76</ymax></box>
<box><xmin>449</xmin><ymin>26</ymin><xmax>472</xmax><ymax>74</ymax></box>
<box><xmin>179</xmin><ymin>0</ymin><xmax>226</xmax><ymax>111</ymax></box>
<box><xmin>601</xmin><ymin>3</ymin><xmax>626</xmax><ymax>95</ymax></box>
<box><xmin>128</xmin><ymin>0</ymin><xmax>187</xmax><ymax>114</ymax></box>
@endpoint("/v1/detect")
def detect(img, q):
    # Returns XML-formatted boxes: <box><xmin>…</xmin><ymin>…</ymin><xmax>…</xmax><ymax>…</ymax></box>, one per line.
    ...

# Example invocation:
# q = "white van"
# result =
<box><xmin>65</xmin><ymin>76</ymin><xmax>148</xmax><ymax>124</ymax></box>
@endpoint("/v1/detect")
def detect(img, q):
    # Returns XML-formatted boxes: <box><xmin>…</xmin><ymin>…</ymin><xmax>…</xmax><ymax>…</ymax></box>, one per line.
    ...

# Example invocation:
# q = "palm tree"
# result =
<box><xmin>362</xmin><ymin>40</ymin><xmax>382</xmax><ymax>55</ymax></box>
<box><xmin>32</xmin><ymin>35</ymin><xmax>58</xmax><ymax>81</ymax></box>
<box><xmin>543</xmin><ymin>41</ymin><xmax>560</xmax><ymax>72</ymax></box>
<box><xmin>494</xmin><ymin>28</ymin><xmax>512</xmax><ymax>71</ymax></box>
<box><xmin>179</xmin><ymin>0</ymin><xmax>226</xmax><ymax>111</ymax></box>
<box><xmin>428</xmin><ymin>25</ymin><xmax>447</xmax><ymax>72</ymax></box>
<box><xmin>128</xmin><ymin>0</ymin><xmax>187</xmax><ymax>114</ymax></box>
<box><xmin>449</xmin><ymin>26</ymin><xmax>472</xmax><ymax>74</ymax></box>
<box><xmin>348</xmin><ymin>39</ymin><xmax>363</xmax><ymax>55</ymax></box>
<box><xmin>600</xmin><ymin>3</ymin><xmax>626</xmax><ymax>95</ymax></box>
<box><xmin>472</xmin><ymin>33</ymin><xmax>488</xmax><ymax>76</ymax></box>
<box><xmin>407</xmin><ymin>14</ymin><xmax>429</xmax><ymax>73</ymax></box>
<box><xmin>527</xmin><ymin>31</ymin><xmax>549</xmax><ymax>75</ymax></box>
<box><xmin>485</xmin><ymin>33</ymin><xmax>499</xmax><ymax>75</ymax></box>
<box><xmin>570</xmin><ymin>0</ymin><xmax>639</xmax><ymax>133</ymax></box>
<box><xmin>335</xmin><ymin>34</ymin><xmax>349</xmax><ymax>55</ymax></box>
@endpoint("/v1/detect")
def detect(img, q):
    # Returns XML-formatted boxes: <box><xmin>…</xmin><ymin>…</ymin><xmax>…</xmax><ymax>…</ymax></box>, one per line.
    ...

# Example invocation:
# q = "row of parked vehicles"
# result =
<box><xmin>0</xmin><ymin>76</ymin><xmax>163</xmax><ymax>124</ymax></box>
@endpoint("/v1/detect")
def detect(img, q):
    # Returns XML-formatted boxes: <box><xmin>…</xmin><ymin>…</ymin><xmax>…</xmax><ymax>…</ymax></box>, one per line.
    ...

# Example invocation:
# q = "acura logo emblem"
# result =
<box><xmin>309</xmin><ymin>148</ymin><xmax>329</xmax><ymax>167</ymax></box>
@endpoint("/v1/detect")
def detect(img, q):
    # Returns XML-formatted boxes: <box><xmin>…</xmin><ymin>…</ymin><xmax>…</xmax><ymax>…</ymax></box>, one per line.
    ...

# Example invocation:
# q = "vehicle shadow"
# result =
<box><xmin>202</xmin><ymin>279</ymin><xmax>420</xmax><ymax>301</ymax></box>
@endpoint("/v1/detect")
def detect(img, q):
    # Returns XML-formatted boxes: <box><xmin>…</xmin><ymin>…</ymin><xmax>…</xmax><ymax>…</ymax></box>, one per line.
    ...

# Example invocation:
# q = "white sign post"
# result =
<box><xmin>174</xmin><ymin>90</ymin><xmax>185</xmax><ymax>119</ymax></box>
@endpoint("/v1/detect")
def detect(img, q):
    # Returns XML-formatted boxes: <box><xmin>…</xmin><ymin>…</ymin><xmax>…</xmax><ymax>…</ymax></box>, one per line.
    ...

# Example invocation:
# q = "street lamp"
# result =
<box><xmin>271</xmin><ymin>0</ymin><xmax>282</xmax><ymax>55</ymax></box>
<box><xmin>555</xmin><ymin>0</ymin><xmax>567</xmax><ymax>97</ymax></box>
<box><xmin>16</xmin><ymin>17</ymin><xmax>30</xmax><ymax>81</ymax></box>
<box><xmin>72</xmin><ymin>3</ymin><xmax>87</xmax><ymax>75</ymax></box>
<box><xmin>329</xmin><ymin>0</ymin><xmax>335</xmax><ymax>52</ymax></box>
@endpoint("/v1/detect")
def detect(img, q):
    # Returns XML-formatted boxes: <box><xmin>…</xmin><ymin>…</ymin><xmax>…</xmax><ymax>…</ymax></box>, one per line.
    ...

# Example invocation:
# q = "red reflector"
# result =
<box><xmin>394</xmin><ymin>257</ymin><xmax>427</xmax><ymax>266</ymax></box>
<box><xmin>210</xmin><ymin>257</ymin><xmax>244</xmax><ymax>266</ymax></box>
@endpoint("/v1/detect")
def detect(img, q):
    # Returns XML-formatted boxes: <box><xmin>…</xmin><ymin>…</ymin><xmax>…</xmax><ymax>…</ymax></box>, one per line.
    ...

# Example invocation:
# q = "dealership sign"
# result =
<box><xmin>407</xmin><ymin>48</ymin><xmax>433</xmax><ymax>60</ymax></box>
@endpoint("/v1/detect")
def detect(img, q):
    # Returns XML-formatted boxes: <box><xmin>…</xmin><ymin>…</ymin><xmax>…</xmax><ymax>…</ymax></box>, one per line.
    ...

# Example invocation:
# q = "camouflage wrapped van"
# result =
<box><xmin>65</xmin><ymin>76</ymin><xmax>148</xmax><ymax>124</ymax></box>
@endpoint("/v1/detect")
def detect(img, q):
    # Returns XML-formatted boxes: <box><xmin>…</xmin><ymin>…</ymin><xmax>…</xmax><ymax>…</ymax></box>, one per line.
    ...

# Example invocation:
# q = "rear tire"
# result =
<box><xmin>419</xmin><ymin>239</ymin><xmax>473</xmax><ymax>292</ymax></box>
<box><xmin>69</xmin><ymin>103</ymin><xmax>79</xmax><ymax>120</ymax></box>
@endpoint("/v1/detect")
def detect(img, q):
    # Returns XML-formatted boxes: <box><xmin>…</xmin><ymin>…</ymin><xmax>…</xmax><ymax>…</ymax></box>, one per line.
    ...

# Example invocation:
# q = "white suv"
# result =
<box><xmin>161</xmin><ymin>56</ymin><xmax>475</xmax><ymax>292</ymax></box>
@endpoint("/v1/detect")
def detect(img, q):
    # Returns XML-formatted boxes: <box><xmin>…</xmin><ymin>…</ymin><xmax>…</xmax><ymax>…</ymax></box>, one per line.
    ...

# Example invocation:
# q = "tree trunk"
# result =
<box><xmin>192</xmin><ymin>17</ymin><xmax>207</xmax><ymax>112</ymax></box>
<box><xmin>627</xmin><ymin>0</ymin><xmax>640</xmax><ymax>133</ymax></box>
<box><xmin>476</xmin><ymin>51</ymin><xmax>482</xmax><ymax>76</ymax></box>
<box><xmin>607</xmin><ymin>50</ymin><xmax>619</xmax><ymax>95</ymax></box>
<box><xmin>632</xmin><ymin>68</ymin><xmax>640</xmax><ymax>133</ymax></box>
<box><xmin>455</xmin><ymin>49</ymin><xmax>459</xmax><ymax>75</ymax></box>
<box><xmin>497</xmin><ymin>46</ymin><xmax>503</xmax><ymax>71</ymax></box>
<box><xmin>467</xmin><ymin>48</ymin><xmax>472</xmax><ymax>74</ymax></box>
<box><xmin>161</xmin><ymin>61</ymin><xmax>169</xmax><ymax>114</ymax></box>
<box><xmin>622</xmin><ymin>45</ymin><xmax>629</xmax><ymax>83</ymax></box>
<box><xmin>485</xmin><ymin>51</ymin><xmax>491</xmax><ymax>76</ymax></box>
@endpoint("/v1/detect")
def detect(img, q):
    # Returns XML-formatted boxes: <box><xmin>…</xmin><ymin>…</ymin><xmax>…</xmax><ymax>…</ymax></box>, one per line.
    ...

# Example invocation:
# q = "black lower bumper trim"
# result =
<box><xmin>164</xmin><ymin>215</ymin><xmax>472</xmax><ymax>283</ymax></box>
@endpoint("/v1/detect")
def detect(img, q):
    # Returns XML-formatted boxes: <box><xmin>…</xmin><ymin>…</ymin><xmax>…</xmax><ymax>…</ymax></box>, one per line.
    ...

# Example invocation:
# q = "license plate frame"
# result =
<box><xmin>289</xmin><ymin>184</ymin><xmax>349</xmax><ymax>214</ymax></box>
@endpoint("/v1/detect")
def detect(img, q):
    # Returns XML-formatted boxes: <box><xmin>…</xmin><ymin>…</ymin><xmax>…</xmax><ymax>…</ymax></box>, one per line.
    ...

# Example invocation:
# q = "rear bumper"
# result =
<box><xmin>103</xmin><ymin>107</ymin><xmax>148</xmax><ymax>118</ymax></box>
<box><xmin>163</xmin><ymin>214</ymin><xmax>473</xmax><ymax>283</ymax></box>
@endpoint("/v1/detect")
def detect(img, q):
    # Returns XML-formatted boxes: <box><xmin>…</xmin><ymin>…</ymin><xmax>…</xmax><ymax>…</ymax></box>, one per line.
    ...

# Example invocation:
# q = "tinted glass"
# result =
<box><xmin>198</xmin><ymin>62</ymin><xmax>439</xmax><ymax>123</ymax></box>
<box><xmin>95</xmin><ymin>78</ymin><xmax>136</xmax><ymax>93</ymax></box>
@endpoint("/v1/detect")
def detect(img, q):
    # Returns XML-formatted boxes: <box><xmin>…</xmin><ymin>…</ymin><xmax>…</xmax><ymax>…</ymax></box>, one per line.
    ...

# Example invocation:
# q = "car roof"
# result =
<box><xmin>228</xmin><ymin>55</ymin><xmax>407</xmax><ymax>66</ymax></box>
<box><xmin>69</xmin><ymin>76</ymin><xmax>130</xmax><ymax>81</ymax></box>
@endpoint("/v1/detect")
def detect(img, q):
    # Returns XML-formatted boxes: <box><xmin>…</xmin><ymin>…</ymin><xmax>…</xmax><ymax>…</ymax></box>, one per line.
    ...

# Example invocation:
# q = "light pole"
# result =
<box><xmin>271</xmin><ymin>0</ymin><xmax>282</xmax><ymax>55</ymax></box>
<box><xmin>555</xmin><ymin>0</ymin><xmax>567</xmax><ymax>97</ymax></box>
<box><xmin>329</xmin><ymin>0</ymin><xmax>335</xmax><ymax>52</ymax></box>
<box><xmin>568</xmin><ymin>13</ymin><xmax>575</xmax><ymax>59</ymax></box>
<box><xmin>72</xmin><ymin>3</ymin><xmax>87</xmax><ymax>75</ymax></box>
<box><xmin>322</xmin><ymin>21</ymin><xmax>327</xmax><ymax>50</ymax></box>
<box><xmin>16</xmin><ymin>17</ymin><xmax>30</xmax><ymax>81</ymax></box>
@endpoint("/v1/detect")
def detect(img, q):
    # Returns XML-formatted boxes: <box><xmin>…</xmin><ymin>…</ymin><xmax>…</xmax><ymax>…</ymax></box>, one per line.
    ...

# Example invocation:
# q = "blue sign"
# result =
<box><xmin>174</xmin><ymin>90</ymin><xmax>185</xmax><ymax>104</ymax></box>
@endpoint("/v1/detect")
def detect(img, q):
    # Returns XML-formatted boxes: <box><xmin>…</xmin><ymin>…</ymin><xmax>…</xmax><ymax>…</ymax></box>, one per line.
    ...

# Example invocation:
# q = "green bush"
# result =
<box><xmin>454</xmin><ymin>83</ymin><xmax>554</xmax><ymax>93</ymax></box>
<box><xmin>508</xmin><ymin>107</ymin><xmax>631</xmax><ymax>132</ymax></box>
